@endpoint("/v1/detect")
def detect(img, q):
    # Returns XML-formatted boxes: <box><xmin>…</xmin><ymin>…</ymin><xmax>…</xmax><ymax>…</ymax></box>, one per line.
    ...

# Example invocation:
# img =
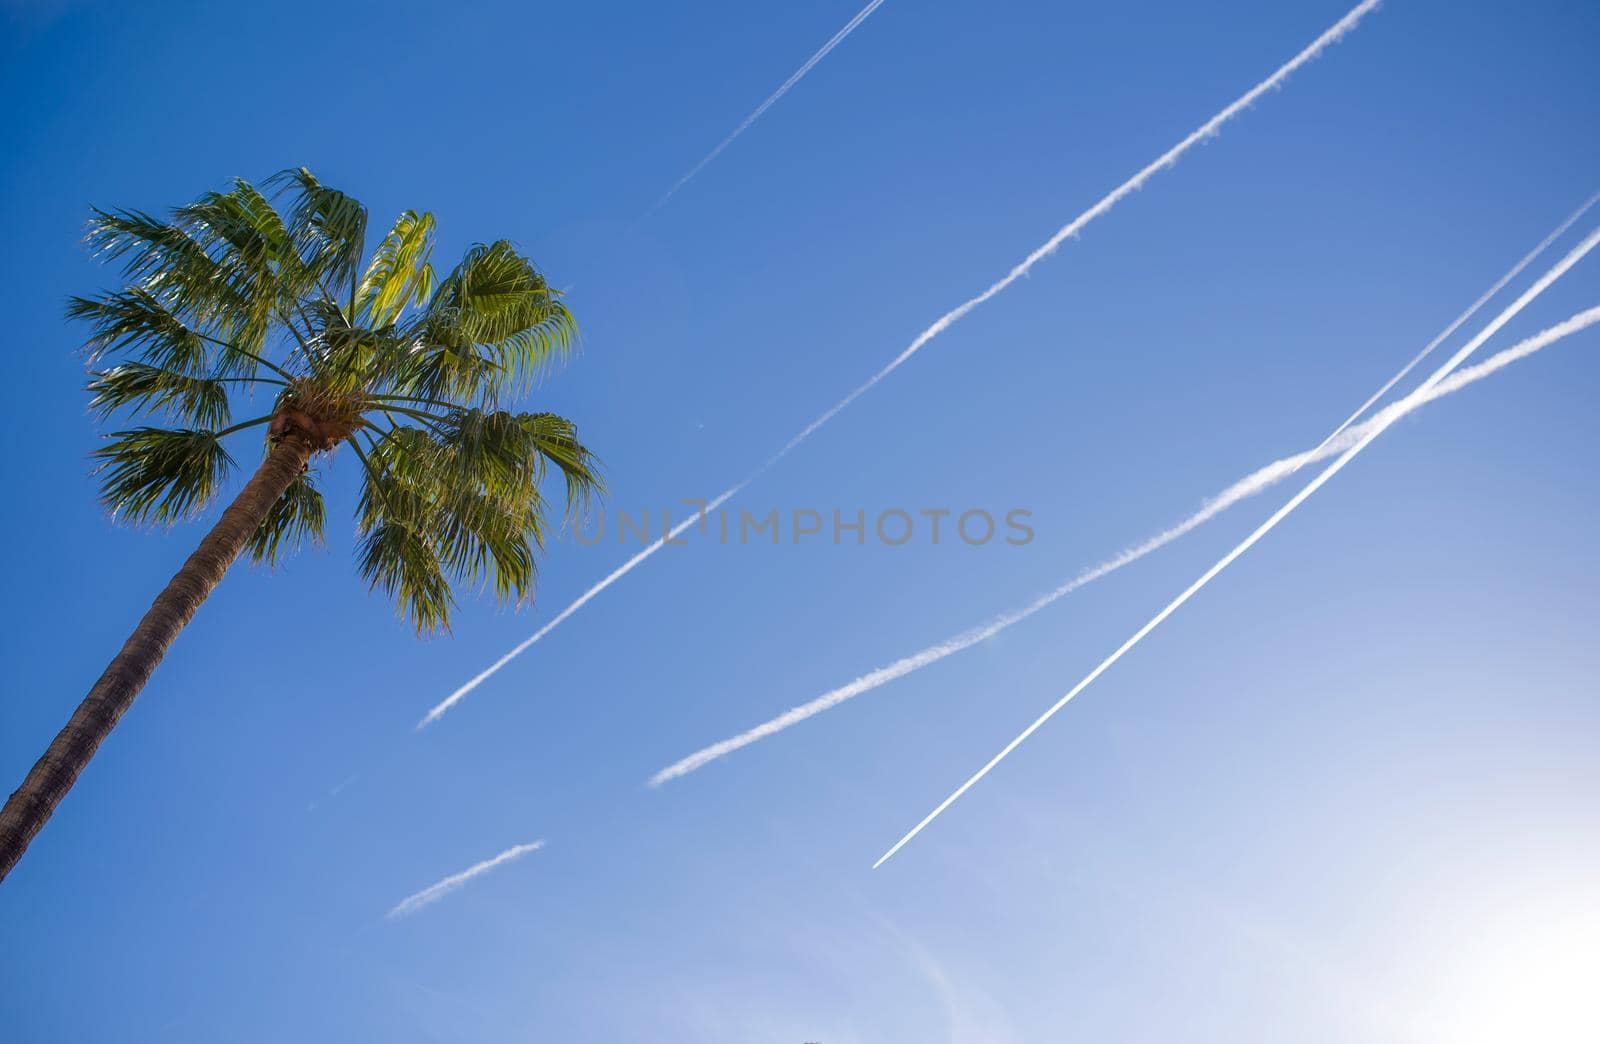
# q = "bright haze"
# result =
<box><xmin>1</xmin><ymin>1</ymin><xmax>1597</xmax><ymax>1042</ymax></box>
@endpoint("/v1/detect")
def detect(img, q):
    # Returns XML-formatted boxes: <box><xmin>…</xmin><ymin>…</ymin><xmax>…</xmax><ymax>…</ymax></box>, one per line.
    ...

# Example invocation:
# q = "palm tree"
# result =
<box><xmin>0</xmin><ymin>169</ymin><xmax>602</xmax><ymax>883</ymax></box>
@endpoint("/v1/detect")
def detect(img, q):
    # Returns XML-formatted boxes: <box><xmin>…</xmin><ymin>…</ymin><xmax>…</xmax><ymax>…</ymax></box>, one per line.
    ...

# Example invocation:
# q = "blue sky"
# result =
<box><xmin>2</xmin><ymin>0</ymin><xmax>1598</xmax><ymax>1040</ymax></box>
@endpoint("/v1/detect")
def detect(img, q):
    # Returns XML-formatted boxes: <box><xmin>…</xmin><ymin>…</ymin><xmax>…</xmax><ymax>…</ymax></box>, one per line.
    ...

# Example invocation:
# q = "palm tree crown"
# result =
<box><xmin>71</xmin><ymin>168</ymin><xmax>602</xmax><ymax>630</ymax></box>
<box><xmin>0</xmin><ymin>169</ymin><xmax>603</xmax><ymax>884</ymax></box>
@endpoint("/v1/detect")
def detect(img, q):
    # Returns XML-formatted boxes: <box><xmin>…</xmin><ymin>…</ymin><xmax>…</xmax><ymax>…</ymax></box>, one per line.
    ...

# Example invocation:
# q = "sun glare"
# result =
<box><xmin>1415</xmin><ymin>887</ymin><xmax>1600</xmax><ymax>1044</ymax></box>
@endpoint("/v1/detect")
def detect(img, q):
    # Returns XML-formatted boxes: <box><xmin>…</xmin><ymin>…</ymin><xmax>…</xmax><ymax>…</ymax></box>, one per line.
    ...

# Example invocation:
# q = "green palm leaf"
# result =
<box><xmin>357</xmin><ymin>520</ymin><xmax>455</xmax><ymax>634</ymax></box>
<box><xmin>87</xmin><ymin>362</ymin><xmax>231</xmax><ymax>428</ymax></box>
<box><xmin>356</xmin><ymin>210</ymin><xmax>437</xmax><ymax>328</ymax></box>
<box><xmin>73</xmin><ymin>168</ymin><xmax>601</xmax><ymax>628</ymax></box>
<box><xmin>2</xmin><ymin>167</ymin><xmax>610</xmax><ymax>885</ymax></box>
<box><xmin>93</xmin><ymin>427</ymin><xmax>236</xmax><ymax>524</ymax></box>
<box><xmin>247</xmin><ymin>471</ymin><xmax>326</xmax><ymax>566</ymax></box>
<box><xmin>271</xmin><ymin>167</ymin><xmax>369</xmax><ymax>305</ymax></box>
<box><xmin>67</xmin><ymin>289</ymin><xmax>212</xmax><ymax>373</ymax></box>
<box><xmin>83</xmin><ymin>209</ymin><xmax>269</xmax><ymax>354</ymax></box>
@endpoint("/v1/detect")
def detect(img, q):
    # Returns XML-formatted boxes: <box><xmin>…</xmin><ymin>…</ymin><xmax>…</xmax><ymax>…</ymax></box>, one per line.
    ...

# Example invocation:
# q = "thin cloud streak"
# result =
<box><xmin>650</xmin><ymin>303</ymin><xmax>1600</xmax><ymax>787</ymax></box>
<box><xmin>763</xmin><ymin>0</ymin><xmax>1383</xmax><ymax>459</ymax></box>
<box><xmin>647</xmin><ymin>195</ymin><xmax>1600</xmax><ymax>783</ymax></box>
<box><xmin>1311</xmin><ymin>191</ymin><xmax>1598</xmax><ymax>455</ymax></box>
<box><xmin>385</xmin><ymin>841</ymin><xmax>545</xmax><ymax>919</ymax></box>
<box><xmin>652</xmin><ymin>0</ymin><xmax>890</xmax><ymax>211</ymax></box>
<box><xmin>418</xmin><ymin>485</ymin><xmax>746</xmax><ymax>728</ymax></box>
<box><xmin>873</xmin><ymin>224</ymin><xmax>1600</xmax><ymax>868</ymax></box>
<box><xmin>425</xmin><ymin>0</ymin><xmax>1381</xmax><ymax>727</ymax></box>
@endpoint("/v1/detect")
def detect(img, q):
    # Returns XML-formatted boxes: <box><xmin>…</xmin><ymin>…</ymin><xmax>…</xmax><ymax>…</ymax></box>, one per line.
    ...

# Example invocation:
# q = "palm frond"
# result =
<box><xmin>411</xmin><ymin>241</ymin><xmax>576</xmax><ymax>399</ymax></box>
<box><xmin>271</xmin><ymin>167</ymin><xmax>368</xmax><ymax>305</ymax></box>
<box><xmin>175</xmin><ymin>180</ymin><xmax>305</xmax><ymax>337</ymax></box>
<box><xmin>176</xmin><ymin>181</ymin><xmax>297</xmax><ymax>277</ymax></box>
<box><xmin>73</xmin><ymin>169</ymin><xmax>601</xmax><ymax>630</ymax></box>
<box><xmin>385</xmin><ymin>336</ymin><xmax>503</xmax><ymax>403</ymax></box>
<box><xmin>519</xmin><ymin>411</ymin><xmax>604</xmax><ymax>518</ymax></box>
<box><xmin>430</xmin><ymin>485</ymin><xmax>541</xmax><ymax>600</ymax></box>
<box><xmin>355</xmin><ymin>419</ymin><xmax>550</xmax><ymax>625</ymax></box>
<box><xmin>356</xmin><ymin>210</ymin><xmax>437</xmax><ymax>328</ymax></box>
<box><xmin>83</xmin><ymin>209</ymin><xmax>267</xmax><ymax>353</ymax></box>
<box><xmin>93</xmin><ymin>427</ymin><xmax>236</xmax><ymax>523</ymax></box>
<box><xmin>356</xmin><ymin>518</ymin><xmax>455</xmax><ymax>634</ymax></box>
<box><xmin>490</xmin><ymin>306</ymin><xmax>577</xmax><ymax>390</ymax></box>
<box><xmin>247</xmin><ymin>470</ymin><xmax>325</xmax><ymax>565</ymax></box>
<box><xmin>432</xmin><ymin>409</ymin><xmax>540</xmax><ymax>494</ymax></box>
<box><xmin>68</xmin><ymin>289</ymin><xmax>211</xmax><ymax>372</ymax></box>
<box><xmin>431</xmin><ymin>408</ymin><xmax>601</xmax><ymax>516</ymax></box>
<box><xmin>307</xmin><ymin>299</ymin><xmax>396</xmax><ymax>393</ymax></box>
<box><xmin>87</xmin><ymin>362</ymin><xmax>231</xmax><ymax>428</ymax></box>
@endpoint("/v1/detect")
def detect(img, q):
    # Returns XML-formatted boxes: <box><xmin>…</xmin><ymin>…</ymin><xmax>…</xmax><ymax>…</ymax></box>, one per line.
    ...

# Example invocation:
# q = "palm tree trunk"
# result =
<box><xmin>0</xmin><ymin>435</ymin><xmax>313</xmax><ymax>883</ymax></box>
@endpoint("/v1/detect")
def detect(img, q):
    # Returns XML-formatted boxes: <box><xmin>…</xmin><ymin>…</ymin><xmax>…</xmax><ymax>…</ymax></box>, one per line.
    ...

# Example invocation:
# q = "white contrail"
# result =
<box><xmin>1311</xmin><ymin>191</ymin><xmax>1598</xmax><ymax>455</ymax></box>
<box><xmin>650</xmin><ymin>303</ymin><xmax>1600</xmax><ymax>787</ymax></box>
<box><xmin>646</xmin><ymin>196</ymin><xmax>1600</xmax><ymax>784</ymax></box>
<box><xmin>424</xmin><ymin>0</ymin><xmax>1382</xmax><ymax>727</ymax></box>
<box><xmin>385</xmin><ymin>840</ymin><xmax>545</xmax><ymax>919</ymax></box>
<box><xmin>652</xmin><ymin>0</ymin><xmax>890</xmax><ymax>210</ymax></box>
<box><xmin>742</xmin><ymin>0</ymin><xmax>1384</xmax><ymax>464</ymax></box>
<box><xmin>418</xmin><ymin>484</ymin><xmax>748</xmax><ymax>728</ymax></box>
<box><xmin>873</xmin><ymin>224</ymin><xmax>1600</xmax><ymax>869</ymax></box>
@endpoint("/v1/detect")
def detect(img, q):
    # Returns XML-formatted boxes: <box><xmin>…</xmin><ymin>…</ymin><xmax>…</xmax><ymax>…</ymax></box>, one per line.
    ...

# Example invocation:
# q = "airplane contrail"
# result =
<box><xmin>1311</xmin><ymin>191</ymin><xmax>1598</xmax><ymax>455</ymax></box>
<box><xmin>385</xmin><ymin>840</ymin><xmax>545</xmax><ymax>919</ymax></box>
<box><xmin>419</xmin><ymin>484</ymin><xmax>748</xmax><ymax>728</ymax></box>
<box><xmin>652</xmin><ymin>0</ymin><xmax>891</xmax><ymax>211</ymax></box>
<box><xmin>872</xmin><ymin>223</ymin><xmax>1600</xmax><ymax>869</ymax></box>
<box><xmin>649</xmin><ymin>302</ymin><xmax>1600</xmax><ymax>787</ymax></box>
<box><xmin>423</xmin><ymin>0</ymin><xmax>1383</xmax><ymax>728</ymax></box>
